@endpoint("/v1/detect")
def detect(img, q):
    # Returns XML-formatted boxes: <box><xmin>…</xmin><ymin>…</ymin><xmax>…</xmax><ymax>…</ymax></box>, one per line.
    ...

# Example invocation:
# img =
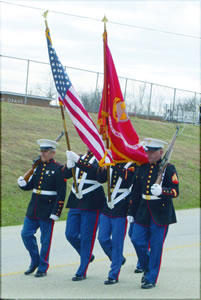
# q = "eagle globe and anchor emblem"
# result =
<box><xmin>112</xmin><ymin>97</ymin><xmax>129</xmax><ymax>122</ymax></box>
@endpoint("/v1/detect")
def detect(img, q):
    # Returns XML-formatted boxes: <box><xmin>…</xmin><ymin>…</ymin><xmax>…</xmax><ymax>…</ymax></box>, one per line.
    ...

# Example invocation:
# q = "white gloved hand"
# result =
<box><xmin>66</xmin><ymin>151</ymin><xmax>79</xmax><ymax>163</ymax></box>
<box><xmin>107</xmin><ymin>199</ymin><xmax>114</xmax><ymax>209</ymax></box>
<box><xmin>127</xmin><ymin>215</ymin><xmax>134</xmax><ymax>223</ymax></box>
<box><xmin>17</xmin><ymin>176</ymin><xmax>27</xmax><ymax>187</ymax></box>
<box><xmin>67</xmin><ymin>159</ymin><xmax>75</xmax><ymax>169</ymax></box>
<box><xmin>50</xmin><ymin>214</ymin><xmax>59</xmax><ymax>221</ymax></box>
<box><xmin>151</xmin><ymin>184</ymin><xmax>162</xmax><ymax>196</ymax></box>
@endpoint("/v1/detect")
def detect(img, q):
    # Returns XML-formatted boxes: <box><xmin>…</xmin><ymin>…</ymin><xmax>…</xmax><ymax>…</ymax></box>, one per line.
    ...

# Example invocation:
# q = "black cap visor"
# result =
<box><xmin>146</xmin><ymin>147</ymin><xmax>162</xmax><ymax>151</ymax></box>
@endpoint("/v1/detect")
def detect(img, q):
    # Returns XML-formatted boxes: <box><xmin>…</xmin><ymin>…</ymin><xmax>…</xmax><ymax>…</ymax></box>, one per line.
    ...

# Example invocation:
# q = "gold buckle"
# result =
<box><xmin>146</xmin><ymin>195</ymin><xmax>151</xmax><ymax>200</ymax></box>
<box><xmin>36</xmin><ymin>189</ymin><xmax>41</xmax><ymax>195</ymax></box>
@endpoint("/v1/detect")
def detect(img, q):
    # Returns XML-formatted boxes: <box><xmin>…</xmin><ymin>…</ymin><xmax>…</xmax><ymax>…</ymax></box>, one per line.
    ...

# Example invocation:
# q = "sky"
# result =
<box><xmin>1</xmin><ymin>0</ymin><xmax>200</xmax><ymax>96</ymax></box>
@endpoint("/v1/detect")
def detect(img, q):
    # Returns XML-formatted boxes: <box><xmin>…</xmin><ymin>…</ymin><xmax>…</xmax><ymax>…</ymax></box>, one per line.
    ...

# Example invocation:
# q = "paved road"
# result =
<box><xmin>1</xmin><ymin>208</ymin><xmax>200</xmax><ymax>299</ymax></box>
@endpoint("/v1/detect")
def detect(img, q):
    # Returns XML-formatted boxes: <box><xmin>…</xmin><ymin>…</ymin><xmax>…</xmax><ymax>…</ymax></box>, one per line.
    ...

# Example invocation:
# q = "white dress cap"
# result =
<box><xmin>37</xmin><ymin>139</ymin><xmax>58</xmax><ymax>150</ymax></box>
<box><xmin>143</xmin><ymin>138</ymin><xmax>168</xmax><ymax>150</ymax></box>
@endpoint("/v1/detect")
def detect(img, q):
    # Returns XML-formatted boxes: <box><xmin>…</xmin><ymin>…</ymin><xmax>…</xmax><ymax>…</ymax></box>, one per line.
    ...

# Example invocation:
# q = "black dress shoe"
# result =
<box><xmin>72</xmin><ymin>274</ymin><xmax>86</xmax><ymax>281</ymax></box>
<box><xmin>141</xmin><ymin>275</ymin><xmax>145</xmax><ymax>283</ymax></box>
<box><xmin>104</xmin><ymin>278</ymin><xmax>118</xmax><ymax>285</ymax></box>
<box><xmin>122</xmin><ymin>256</ymin><xmax>126</xmax><ymax>266</ymax></box>
<box><xmin>90</xmin><ymin>254</ymin><xmax>95</xmax><ymax>263</ymax></box>
<box><xmin>141</xmin><ymin>279</ymin><xmax>155</xmax><ymax>289</ymax></box>
<box><xmin>134</xmin><ymin>267</ymin><xmax>144</xmax><ymax>273</ymax></box>
<box><xmin>24</xmin><ymin>266</ymin><xmax>38</xmax><ymax>275</ymax></box>
<box><xmin>34</xmin><ymin>271</ymin><xmax>47</xmax><ymax>278</ymax></box>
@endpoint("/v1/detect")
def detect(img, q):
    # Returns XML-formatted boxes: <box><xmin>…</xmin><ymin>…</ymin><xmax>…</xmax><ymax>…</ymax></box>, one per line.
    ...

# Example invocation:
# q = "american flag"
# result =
<box><xmin>46</xmin><ymin>27</ymin><xmax>113</xmax><ymax>165</ymax></box>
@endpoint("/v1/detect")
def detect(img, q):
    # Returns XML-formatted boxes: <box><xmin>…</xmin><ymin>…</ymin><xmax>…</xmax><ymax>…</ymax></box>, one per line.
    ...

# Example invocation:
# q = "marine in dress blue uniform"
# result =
<box><xmin>97</xmin><ymin>162</ymin><xmax>136</xmax><ymax>284</ymax></box>
<box><xmin>63</xmin><ymin>150</ymin><xmax>105</xmax><ymax>281</ymax></box>
<box><xmin>17</xmin><ymin>139</ymin><xmax>66</xmax><ymax>277</ymax></box>
<box><xmin>128</xmin><ymin>138</ymin><xmax>179</xmax><ymax>289</ymax></box>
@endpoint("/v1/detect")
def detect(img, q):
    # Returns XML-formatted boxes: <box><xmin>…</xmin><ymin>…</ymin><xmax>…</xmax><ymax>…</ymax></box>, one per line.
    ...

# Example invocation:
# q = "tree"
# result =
<box><xmin>177</xmin><ymin>96</ymin><xmax>198</xmax><ymax>112</ymax></box>
<box><xmin>28</xmin><ymin>72</ymin><xmax>57</xmax><ymax>99</ymax></box>
<box><xmin>80</xmin><ymin>89</ymin><xmax>102</xmax><ymax>112</ymax></box>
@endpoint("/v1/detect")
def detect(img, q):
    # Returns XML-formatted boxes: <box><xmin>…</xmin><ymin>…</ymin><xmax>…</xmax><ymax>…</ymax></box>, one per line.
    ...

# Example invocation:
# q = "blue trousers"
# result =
<box><xmin>98</xmin><ymin>213</ymin><xmax>127</xmax><ymax>280</ymax></box>
<box><xmin>21</xmin><ymin>217</ymin><xmax>54</xmax><ymax>273</ymax></box>
<box><xmin>128</xmin><ymin>223</ymin><xmax>150</xmax><ymax>270</ymax></box>
<box><xmin>65</xmin><ymin>208</ymin><xmax>99</xmax><ymax>277</ymax></box>
<box><xmin>130</xmin><ymin>219</ymin><xmax>168</xmax><ymax>284</ymax></box>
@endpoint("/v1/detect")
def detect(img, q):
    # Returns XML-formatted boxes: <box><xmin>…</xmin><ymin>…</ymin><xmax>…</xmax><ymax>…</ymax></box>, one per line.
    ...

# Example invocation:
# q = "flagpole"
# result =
<box><xmin>59</xmin><ymin>102</ymin><xmax>78</xmax><ymax>193</ymax></box>
<box><xmin>43</xmin><ymin>11</ymin><xmax>78</xmax><ymax>193</ymax></box>
<box><xmin>102</xmin><ymin>16</ymin><xmax>111</xmax><ymax>202</ymax></box>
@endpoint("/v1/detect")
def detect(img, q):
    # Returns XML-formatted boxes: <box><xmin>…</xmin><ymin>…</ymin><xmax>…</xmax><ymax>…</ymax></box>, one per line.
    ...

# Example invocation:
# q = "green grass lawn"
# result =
<box><xmin>1</xmin><ymin>102</ymin><xmax>200</xmax><ymax>226</ymax></box>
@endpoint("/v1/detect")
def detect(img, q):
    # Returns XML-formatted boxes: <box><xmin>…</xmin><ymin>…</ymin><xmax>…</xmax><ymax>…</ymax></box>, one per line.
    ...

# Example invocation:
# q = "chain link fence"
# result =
<box><xmin>1</xmin><ymin>54</ymin><xmax>200</xmax><ymax>123</ymax></box>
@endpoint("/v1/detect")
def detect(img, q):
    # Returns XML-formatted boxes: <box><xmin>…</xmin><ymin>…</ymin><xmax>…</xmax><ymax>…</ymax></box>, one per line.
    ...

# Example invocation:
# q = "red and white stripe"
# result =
<box><xmin>59</xmin><ymin>86</ymin><xmax>113</xmax><ymax>164</ymax></box>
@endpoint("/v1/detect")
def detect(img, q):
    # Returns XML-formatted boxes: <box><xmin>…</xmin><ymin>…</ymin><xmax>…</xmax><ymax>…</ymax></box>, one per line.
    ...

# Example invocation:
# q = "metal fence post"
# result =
<box><xmin>172</xmin><ymin>88</ymin><xmax>176</xmax><ymax>121</ymax></box>
<box><xmin>193</xmin><ymin>92</ymin><xmax>197</xmax><ymax>123</ymax></box>
<box><xmin>95</xmin><ymin>72</ymin><xmax>99</xmax><ymax>94</ymax></box>
<box><xmin>124</xmin><ymin>78</ymin><xmax>128</xmax><ymax>101</ymax></box>
<box><xmin>148</xmin><ymin>83</ymin><xmax>153</xmax><ymax>118</ymax></box>
<box><xmin>25</xmin><ymin>59</ymin><xmax>30</xmax><ymax>104</ymax></box>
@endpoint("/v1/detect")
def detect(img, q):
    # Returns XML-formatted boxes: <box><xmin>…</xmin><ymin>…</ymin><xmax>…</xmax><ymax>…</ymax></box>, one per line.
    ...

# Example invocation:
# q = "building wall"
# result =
<box><xmin>0</xmin><ymin>92</ymin><xmax>52</xmax><ymax>107</ymax></box>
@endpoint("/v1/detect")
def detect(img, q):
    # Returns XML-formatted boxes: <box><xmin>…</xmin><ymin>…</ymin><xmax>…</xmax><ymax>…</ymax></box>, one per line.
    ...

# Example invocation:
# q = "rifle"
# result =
<box><xmin>23</xmin><ymin>131</ymin><xmax>64</xmax><ymax>182</ymax></box>
<box><xmin>155</xmin><ymin>126</ymin><xmax>180</xmax><ymax>185</ymax></box>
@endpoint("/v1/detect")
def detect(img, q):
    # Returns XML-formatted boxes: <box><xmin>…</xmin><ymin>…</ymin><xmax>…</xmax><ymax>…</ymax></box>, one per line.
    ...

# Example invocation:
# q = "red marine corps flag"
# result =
<box><xmin>98</xmin><ymin>18</ymin><xmax>148</xmax><ymax>164</ymax></box>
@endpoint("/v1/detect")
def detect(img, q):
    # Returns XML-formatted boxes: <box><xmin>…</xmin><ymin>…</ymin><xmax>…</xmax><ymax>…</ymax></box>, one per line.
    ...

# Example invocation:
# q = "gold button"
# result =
<box><xmin>151</xmin><ymin>165</ymin><xmax>154</xmax><ymax>168</ymax></box>
<box><xmin>150</xmin><ymin>170</ymin><xmax>152</xmax><ymax>173</ymax></box>
<box><xmin>148</xmin><ymin>175</ymin><xmax>151</xmax><ymax>178</ymax></box>
<box><xmin>39</xmin><ymin>181</ymin><xmax>42</xmax><ymax>184</ymax></box>
<box><xmin>146</xmin><ymin>185</ymin><xmax>149</xmax><ymax>188</ymax></box>
<box><xmin>162</xmin><ymin>204</ymin><xmax>165</xmax><ymax>206</ymax></box>
<box><xmin>147</xmin><ymin>180</ymin><xmax>150</xmax><ymax>183</ymax></box>
<box><xmin>146</xmin><ymin>191</ymin><xmax>149</xmax><ymax>194</ymax></box>
<box><xmin>38</xmin><ymin>186</ymin><xmax>41</xmax><ymax>188</ymax></box>
<box><xmin>43</xmin><ymin>164</ymin><xmax>46</xmax><ymax>167</ymax></box>
<box><xmin>40</xmin><ymin>177</ymin><xmax>43</xmax><ymax>179</ymax></box>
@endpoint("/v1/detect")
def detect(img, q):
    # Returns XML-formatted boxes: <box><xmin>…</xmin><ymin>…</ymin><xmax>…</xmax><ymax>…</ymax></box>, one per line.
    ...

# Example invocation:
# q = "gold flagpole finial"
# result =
<box><xmin>42</xmin><ymin>10</ymin><xmax>49</xmax><ymax>28</ymax></box>
<box><xmin>102</xmin><ymin>15</ymin><xmax>108</xmax><ymax>31</ymax></box>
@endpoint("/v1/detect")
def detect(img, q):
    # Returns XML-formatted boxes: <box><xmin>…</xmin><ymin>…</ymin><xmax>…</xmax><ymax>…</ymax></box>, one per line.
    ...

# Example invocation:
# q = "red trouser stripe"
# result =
<box><xmin>84</xmin><ymin>211</ymin><xmax>100</xmax><ymax>277</ymax></box>
<box><xmin>155</xmin><ymin>225</ymin><xmax>168</xmax><ymax>283</ymax></box>
<box><xmin>44</xmin><ymin>220</ymin><xmax>55</xmax><ymax>272</ymax></box>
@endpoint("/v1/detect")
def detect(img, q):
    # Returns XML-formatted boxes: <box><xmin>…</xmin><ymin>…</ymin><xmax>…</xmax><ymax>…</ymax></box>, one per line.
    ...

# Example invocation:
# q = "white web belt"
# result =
<box><xmin>142</xmin><ymin>194</ymin><xmax>161</xmax><ymax>200</ymax></box>
<box><xmin>33</xmin><ymin>189</ymin><xmax>57</xmax><ymax>195</ymax></box>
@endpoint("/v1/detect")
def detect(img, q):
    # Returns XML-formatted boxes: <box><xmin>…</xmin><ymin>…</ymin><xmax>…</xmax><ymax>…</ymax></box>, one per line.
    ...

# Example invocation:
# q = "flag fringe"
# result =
<box><xmin>110</xmin><ymin>139</ymin><xmax>143</xmax><ymax>165</ymax></box>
